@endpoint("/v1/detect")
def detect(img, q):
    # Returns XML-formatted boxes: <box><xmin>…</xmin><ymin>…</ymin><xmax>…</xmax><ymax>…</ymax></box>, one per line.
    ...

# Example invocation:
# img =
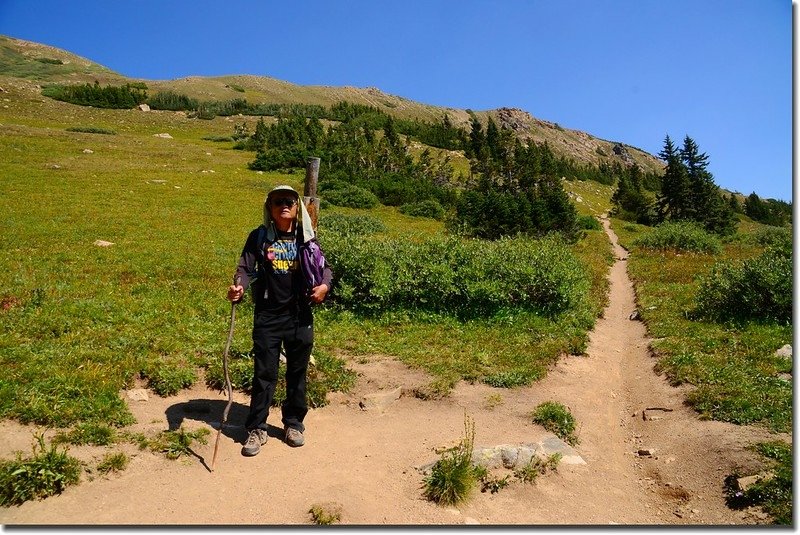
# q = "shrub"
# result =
<box><xmin>323</xmin><ymin>234</ymin><xmax>589</xmax><ymax>317</ymax></box>
<box><xmin>318</xmin><ymin>213</ymin><xmax>387</xmax><ymax>237</ymax></box>
<box><xmin>399</xmin><ymin>199</ymin><xmax>445</xmax><ymax>220</ymax></box>
<box><xmin>532</xmin><ymin>401</ymin><xmax>579</xmax><ymax>446</ymax></box>
<box><xmin>694</xmin><ymin>247</ymin><xmax>791</xmax><ymax>324</ymax></box>
<box><xmin>202</xmin><ymin>135</ymin><xmax>234</xmax><ymax>142</ymax></box>
<box><xmin>0</xmin><ymin>434</ymin><xmax>81</xmax><ymax>506</ymax></box>
<box><xmin>322</xmin><ymin>185</ymin><xmax>379</xmax><ymax>209</ymax></box>
<box><xmin>422</xmin><ymin>416</ymin><xmax>480</xmax><ymax>505</ymax></box>
<box><xmin>577</xmin><ymin>215</ymin><xmax>602</xmax><ymax>231</ymax></box>
<box><xmin>66</xmin><ymin>126</ymin><xmax>117</xmax><ymax>135</ymax></box>
<box><xmin>747</xmin><ymin>226</ymin><xmax>792</xmax><ymax>252</ymax></box>
<box><xmin>633</xmin><ymin>221</ymin><xmax>721</xmax><ymax>254</ymax></box>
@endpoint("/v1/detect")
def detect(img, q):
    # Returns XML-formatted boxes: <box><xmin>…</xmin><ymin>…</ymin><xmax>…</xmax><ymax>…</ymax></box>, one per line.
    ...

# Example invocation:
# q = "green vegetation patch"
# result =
<box><xmin>614</xmin><ymin>218</ymin><xmax>792</xmax><ymax>432</ymax></box>
<box><xmin>422</xmin><ymin>416</ymin><xmax>480</xmax><ymax>505</ymax></box>
<box><xmin>531</xmin><ymin>401</ymin><xmax>579</xmax><ymax>445</ymax></box>
<box><xmin>0</xmin><ymin>434</ymin><xmax>81</xmax><ymax>506</ymax></box>
<box><xmin>633</xmin><ymin>221</ymin><xmax>722</xmax><ymax>254</ymax></box>
<box><xmin>725</xmin><ymin>441</ymin><xmax>792</xmax><ymax>525</ymax></box>
<box><xmin>66</xmin><ymin>126</ymin><xmax>117</xmax><ymax>135</ymax></box>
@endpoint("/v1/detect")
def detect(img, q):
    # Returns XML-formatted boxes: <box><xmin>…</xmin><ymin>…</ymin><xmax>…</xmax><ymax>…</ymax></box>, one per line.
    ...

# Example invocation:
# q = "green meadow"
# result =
<box><xmin>0</xmin><ymin>79</ymin><xmax>612</xmax><ymax>428</ymax></box>
<box><xmin>0</xmin><ymin>73</ymin><xmax>792</xmax><ymax>521</ymax></box>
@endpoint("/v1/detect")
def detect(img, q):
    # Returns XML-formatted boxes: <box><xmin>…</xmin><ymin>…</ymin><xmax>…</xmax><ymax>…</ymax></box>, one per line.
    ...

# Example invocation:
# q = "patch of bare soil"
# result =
<box><xmin>0</xmin><ymin>219</ymin><xmax>786</xmax><ymax>525</ymax></box>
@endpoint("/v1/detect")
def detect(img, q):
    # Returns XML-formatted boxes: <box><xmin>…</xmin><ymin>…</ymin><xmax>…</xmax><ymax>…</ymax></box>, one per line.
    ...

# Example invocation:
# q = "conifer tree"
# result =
<box><xmin>656</xmin><ymin>135</ymin><xmax>691</xmax><ymax>221</ymax></box>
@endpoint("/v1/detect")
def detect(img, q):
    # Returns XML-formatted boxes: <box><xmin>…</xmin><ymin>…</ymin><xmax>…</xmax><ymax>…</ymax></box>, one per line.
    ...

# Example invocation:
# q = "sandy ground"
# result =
<box><xmin>0</xmin><ymin>219</ymin><xmax>786</xmax><ymax>526</ymax></box>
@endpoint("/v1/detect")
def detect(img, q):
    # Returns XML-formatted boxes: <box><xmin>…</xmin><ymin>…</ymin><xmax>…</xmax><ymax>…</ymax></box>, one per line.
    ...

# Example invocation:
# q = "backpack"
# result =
<box><xmin>255</xmin><ymin>224</ymin><xmax>328</xmax><ymax>294</ymax></box>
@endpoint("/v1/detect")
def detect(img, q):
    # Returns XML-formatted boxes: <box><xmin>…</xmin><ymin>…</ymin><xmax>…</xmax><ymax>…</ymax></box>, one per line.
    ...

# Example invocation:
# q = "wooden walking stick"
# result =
<box><xmin>211</xmin><ymin>274</ymin><xmax>240</xmax><ymax>472</ymax></box>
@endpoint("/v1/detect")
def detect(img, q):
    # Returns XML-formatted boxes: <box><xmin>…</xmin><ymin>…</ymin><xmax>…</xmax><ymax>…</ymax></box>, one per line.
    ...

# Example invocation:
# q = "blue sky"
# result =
<box><xmin>0</xmin><ymin>0</ymin><xmax>792</xmax><ymax>201</ymax></box>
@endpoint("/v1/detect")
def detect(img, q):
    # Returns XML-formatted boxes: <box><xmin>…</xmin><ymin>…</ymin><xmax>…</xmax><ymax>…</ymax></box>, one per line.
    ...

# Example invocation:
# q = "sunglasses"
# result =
<box><xmin>271</xmin><ymin>197</ymin><xmax>297</xmax><ymax>207</ymax></box>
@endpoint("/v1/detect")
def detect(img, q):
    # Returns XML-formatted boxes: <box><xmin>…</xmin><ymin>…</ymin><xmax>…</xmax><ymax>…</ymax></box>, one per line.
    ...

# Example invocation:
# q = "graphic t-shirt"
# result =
<box><xmin>262</xmin><ymin>230</ymin><xmax>299</xmax><ymax>314</ymax></box>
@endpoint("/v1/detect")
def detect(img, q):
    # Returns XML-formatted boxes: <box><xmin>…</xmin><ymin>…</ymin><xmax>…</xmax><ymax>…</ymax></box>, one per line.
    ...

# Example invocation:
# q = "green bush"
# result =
<box><xmin>0</xmin><ymin>434</ymin><xmax>81</xmax><ymax>506</ymax></box>
<box><xmin>322</xmin><ymin>185</ymin><xmax>380</xmax><ymax>209</ymax></box>
<box><xmin>633</xmin><ymin>221</ymin><xmax>721</xmax><ymax>254</ymax></box>
<box><xmin>694</xmin><ymin>247</ymin><xmax>791</xmax><ymax>324</ymax></box>
<box><xmin>532</xmin><ymin>401</ymin><xmax>579</xmax><ymax>445</ymax></box>
<box><xmin>66</xmin><ymin>126</ymin><xmax>117</xmax><ymax>135</ymax></box>
<box><xmin>577</xmin><ymin>215</ymin><xmax>602</xmax><ymax>231</ymax></box>
<box><xmin>324</xmin><ymin>234</ymin><xmax>589</xmax><ymax>317</ymax></box>
<box><xmin>318</xmin><ymin>213</ymin><xmax>387</xmax><ymax>237</ymax></box>
<box><xmin>399</xmin><ymin>199</ymin><xmax>445</xmax><ymax>220</ymax></box>
<box><xmin>746</xmin><ymin>226</ymin><xmax>792</xmax><ymax>252</ymax></box>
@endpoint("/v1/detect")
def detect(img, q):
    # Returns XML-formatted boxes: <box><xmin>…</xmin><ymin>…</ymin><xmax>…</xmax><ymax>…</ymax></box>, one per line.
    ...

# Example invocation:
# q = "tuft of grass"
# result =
<box><xmin>139</xmin><ymin>427</ymin><xmax>210</xmax><ymax>460</ymax></box>
<box><xmin>422</xmin><ymin>415</ymin><xmax>481</xmax><ymax>505</ymax></box>
<box><xmin>96</xmin><ymin>452</ymin><xmax>129</xmax><ymax>474</ymax></box>
<box><xmin>532</xmin><ymin>401</ymin><xmax>579</xmax><ymax>446</ymax></box>
<box><xmin>308</xmin><ymin>502</ymin><xmax>343</xmax><ymax>525</ymax></box>
<box><xmin>0</xmin><ymin>433</ymin><xmax>82</xmax><ymax>506</ymax></box>
<box><xmin>53</xmin><ymin>422</ymin><xmax>116</xmax><ymax>446</ymax></box>
<box><xmin>514</xmin><ymin>453</ymin><xmax>561</xmax><ymax>484</ymax></box>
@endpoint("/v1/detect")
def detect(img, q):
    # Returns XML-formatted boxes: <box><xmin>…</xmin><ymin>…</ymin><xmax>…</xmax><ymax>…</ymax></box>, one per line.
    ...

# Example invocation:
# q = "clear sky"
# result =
<box><xmin>0</xmin><ymin>0</ymin><xmax>792</xmax><ymax>201</ymax></box>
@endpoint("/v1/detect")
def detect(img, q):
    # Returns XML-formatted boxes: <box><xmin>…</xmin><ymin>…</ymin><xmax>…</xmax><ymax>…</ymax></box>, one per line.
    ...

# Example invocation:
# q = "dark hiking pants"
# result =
<box><xmin>245</xmin><ymin>312</ymin><xmax>313</xmax><ymax>433</ymax></box>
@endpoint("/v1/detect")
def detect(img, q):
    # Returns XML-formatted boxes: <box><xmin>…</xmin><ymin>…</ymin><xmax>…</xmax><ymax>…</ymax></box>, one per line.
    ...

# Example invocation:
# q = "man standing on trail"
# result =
<box><xmin>227</xmin><ymin>185</ymin><xmax>332</xmax><ymax>456</ymax></box>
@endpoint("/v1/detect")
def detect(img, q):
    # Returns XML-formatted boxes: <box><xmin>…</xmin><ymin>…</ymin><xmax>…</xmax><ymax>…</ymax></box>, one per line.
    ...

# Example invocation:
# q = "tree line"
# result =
<box><xmin>612</xmin><ymin>134</ymin><xmax>792</xmax><ymax>234</ymax></box>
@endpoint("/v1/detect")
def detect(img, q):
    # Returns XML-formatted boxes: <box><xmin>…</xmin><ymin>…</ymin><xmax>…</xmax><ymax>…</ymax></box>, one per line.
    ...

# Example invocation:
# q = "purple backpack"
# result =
<box><xmin>299</xmin><ymin>237</ymin><xmax>326</xmax><ymax>290</ymax></box>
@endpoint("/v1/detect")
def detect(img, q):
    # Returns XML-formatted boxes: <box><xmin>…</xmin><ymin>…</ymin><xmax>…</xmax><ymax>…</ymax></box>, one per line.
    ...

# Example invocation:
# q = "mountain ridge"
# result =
<box><xmin>1</xmin><ymin>33</ymin><xmax>663</xmax><ymax>175</ymax></box>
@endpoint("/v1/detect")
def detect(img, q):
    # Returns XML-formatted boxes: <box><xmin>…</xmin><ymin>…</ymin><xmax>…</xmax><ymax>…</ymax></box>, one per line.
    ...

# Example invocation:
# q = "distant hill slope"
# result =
<box><xmin>0</xmin><ymin>34</ymin><xmax>664</xmax><ymax>175</ymax></box>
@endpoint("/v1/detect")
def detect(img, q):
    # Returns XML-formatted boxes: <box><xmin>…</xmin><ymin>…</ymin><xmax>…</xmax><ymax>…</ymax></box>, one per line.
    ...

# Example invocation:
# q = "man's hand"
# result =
<box><xmin>309</xmin><ymin>283</ymin><xmax>329</xmax><ymax>304</ymax></box>
<box><xmin>227</xmin><ymin>284</ymin><xmax>244</xmax><ymax>302</ymax></box>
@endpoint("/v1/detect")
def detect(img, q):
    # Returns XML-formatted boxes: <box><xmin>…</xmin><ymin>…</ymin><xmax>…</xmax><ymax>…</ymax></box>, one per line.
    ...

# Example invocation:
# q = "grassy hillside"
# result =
<box><xmin>0</xmin><ymin>34</ymin><xmax>664</xmax><ymax>177</ymax></box>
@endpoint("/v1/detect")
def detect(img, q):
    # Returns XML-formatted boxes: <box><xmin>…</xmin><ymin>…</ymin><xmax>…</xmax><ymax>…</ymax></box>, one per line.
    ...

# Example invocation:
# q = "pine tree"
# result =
<box><xmin>680</xmin><ymin>136</ymin><xmax>736</xmax><ymax>235</ymax></box>
<box><xmin>656</xmin><ymin>135</ymin><xmax>691</xmax><ymax>221</ymax></box>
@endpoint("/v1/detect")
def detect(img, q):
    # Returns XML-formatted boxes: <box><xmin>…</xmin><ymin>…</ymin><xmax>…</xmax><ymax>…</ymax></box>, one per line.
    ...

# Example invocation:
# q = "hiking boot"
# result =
<box><xmin>242</xmin><ymin>429</ymin><xmax>268</xmax><ymax>456</ymax></box>
<box><xmin>284</xmin><ymin>427</ymin><xmax>305</xmax><ymax>447</ymax></box>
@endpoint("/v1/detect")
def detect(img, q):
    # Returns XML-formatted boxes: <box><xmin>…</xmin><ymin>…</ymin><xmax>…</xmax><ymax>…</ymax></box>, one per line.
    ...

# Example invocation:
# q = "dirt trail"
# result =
<box><xmin>0</xmin><ymin>220</ymin><xmax>781</xmax><ymax>525</ymax></box>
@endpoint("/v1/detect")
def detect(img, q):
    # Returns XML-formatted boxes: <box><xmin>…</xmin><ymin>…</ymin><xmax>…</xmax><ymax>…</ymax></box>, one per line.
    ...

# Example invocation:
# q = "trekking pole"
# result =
<box><xmin>211</xmin><ymin>274</ymin><xmax>240</xmax><ymax>472</ymax></box>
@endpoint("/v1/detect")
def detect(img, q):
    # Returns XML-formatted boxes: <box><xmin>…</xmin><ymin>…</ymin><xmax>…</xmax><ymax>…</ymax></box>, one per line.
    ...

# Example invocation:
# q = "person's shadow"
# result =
<box><xmin>165</xmin><ymin>399</ymin><xmax>284</xmax><ymax>471</ymax></box>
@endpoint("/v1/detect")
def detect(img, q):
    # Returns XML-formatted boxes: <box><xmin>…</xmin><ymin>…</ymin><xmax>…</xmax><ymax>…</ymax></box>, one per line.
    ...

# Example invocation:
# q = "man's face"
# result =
<box><xmin>270</xmin><ymin>194</ymin><xmax>298</xmax><ymax>225</ymax></box>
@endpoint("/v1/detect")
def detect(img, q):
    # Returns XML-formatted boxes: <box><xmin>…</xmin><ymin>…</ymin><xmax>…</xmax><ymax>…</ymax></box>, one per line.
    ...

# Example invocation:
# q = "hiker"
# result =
<box><xmin>227</xmin><ymin>185</ymin><xmax>332</xmax><ymax>456</ymax></box>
